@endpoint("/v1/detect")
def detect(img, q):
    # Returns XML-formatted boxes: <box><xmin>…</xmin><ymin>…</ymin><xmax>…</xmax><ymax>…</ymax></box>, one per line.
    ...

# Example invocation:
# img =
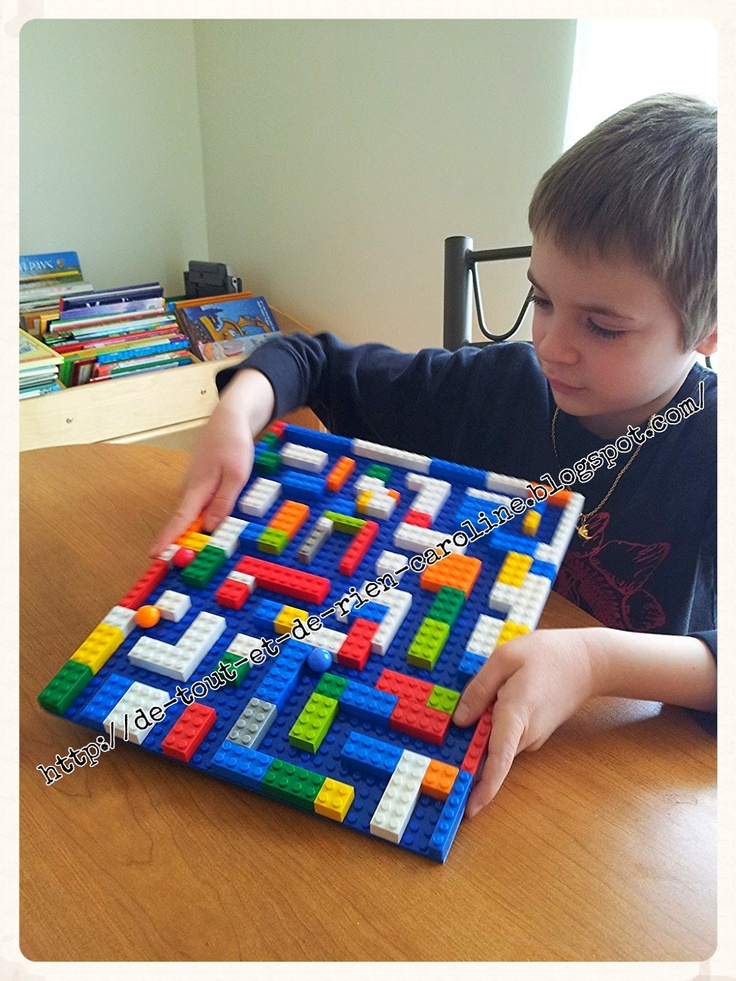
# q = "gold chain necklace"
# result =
<box><xmin>551</xmin><ymin>407</ymin><xmax>649</xmax><ymax>540</ymax></box>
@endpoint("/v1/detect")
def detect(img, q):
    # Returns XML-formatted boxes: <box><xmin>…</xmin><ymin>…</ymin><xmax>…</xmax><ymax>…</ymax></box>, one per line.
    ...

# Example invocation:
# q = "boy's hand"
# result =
<box><xmin>150</xmin><ymin>368</ymin><xmax>276</xmax><ymax>557</ymax></box>
<box><xmin>452</xmin><ymin>629</ymin><xmax>598</xmax><ymax>818</ymax></box>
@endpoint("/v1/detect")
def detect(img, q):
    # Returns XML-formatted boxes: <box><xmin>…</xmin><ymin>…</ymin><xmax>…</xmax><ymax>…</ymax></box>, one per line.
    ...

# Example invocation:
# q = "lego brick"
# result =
<box><xmin>389</xmin><ymin>698</ymin><xmax>452</xmax><ymax>746</ymax></box>
<box><xmin>162</xmin><ymin>702</ymin><xmax>217</xmax><ymax>763</ymax></box>
<box><xmin>314</xmin><ymin>671</ymin><xmax>349</xmax><ymax>700</ymax></box>
<box><xmin>314</xmin><ymin>777</ymin><xmax>355</xmax><ymax>822</ymax></box>
<box><xmin>339</xmin><ymin>679</ymin><xmax>398</xmax><ymax>724</ymax></box>
<box><xmin>466</xmin><ymin>614</ymin><xmax>506</xmax><ymax>658</ymax></box>
<box><xmin>180</xmin><ymin>545</ymin><xmax>228</xmax><ymax>588</ymax></box>
<box><xmin>336</xmin><ymin>618</ymin><xmax>378</xmax><ymax>671</ymax></box>
<box><xmin>297</xmin><ymin>515</ymin><xmax>334</xmax><ymax>565</ymax></box>
<box><xmin>253</xmin><ymin>449</ymin><xmax>281</xmax><ymax>475</ymax></box>
<box><xmin>210</xmin><ymin>740</ymin><xmax>274</xmax><ymax>791</ymax></box>
<box><xmin>426</xmin><ymin>686</ymin><xmax>461</xmax><ymax>715</ymax></box>
<box><xmin>257</xmin><ymin>527</ymin><xmax>289</xmax><ymax>556</ymax></box>
<box><xmin>289</xmin><ymin>692</ymin><xmax>338</xmax><ymax>752</ymax></box>
<box><xmin>280</xmin><ymin>470</ymin><xmax>327</xmax><ymax>502</ymax></box>
<box><xmin>461</xmin><ymin>707</ymin><xmax>493</xmax><ymax>777</ymax></box>
<box><xmin>155</xmin><ymin>589</ymin><xmax>193</xmax><ymax>622</ymax></box>
<box><xmin>326</xmin><ymin>455</ymin><xmax>356</xmax><ymax>492</ymax></box>
<box><xmin>340</xmin><ymin>730</ymin><xmax>404</xmax><ymax>777</ymax></box>
<box><xmin>427</xmin><ymin>770</ymin><xmax>473</xmax><ymax>862</ymax></box>
<box><xmin>426</xmin><ymin>586</ymin><xmax>465</xmax><ymax>627</ymax></box>
<box><xmin>339</xmin><ymin>520</ymin><xmax>378</xmax><ymax>577</ymax></box>
<box><xmin>375</xmin><ymin>667</ymin><xmax>434</xmax><ymax>703</ymax></box>
<box><xmin>207</xmin><ymin>517</ymin><xmax>247</xmax><ymax>558</ymax></box>
<box><xmin>214</xmin><ymin>576</ymin><xmax>252</xmax><ymax>610</ymax></box>
<box><xmin>78</xmin><ymin>673</ymin><xmax>134</xmax><ymax>730</ymax></box>
<box><xmin>268</xmin><ymin>500</ymin><xmax>310</xmax><ymax>541</ymax></box>
<box><xmin>352</xmin><ymin>438</ymin><xmax>432</xmax><ymax>474</ymax></box>
<box><xmin>280</xmin><ymin>441</ymin><xmax>329</xmax><ymax>473</ymax></box>
<box><xmin>127</xmin><ymin>611</ymin><xmax>226</xmax><ymax>682</ymax></box>
<box><xmin>456</xmin><ymin>650</ymin><xmax>488</xmax><ymax>687</ymax></box>
<box><xmin>405</xmin><ymin>473</ymin><xmax>451</xmax><ymax>521</ymax></box>
<box><xmin>70</xmin><ymin>623</ymin><xmax>125</xmax><ymax>675</ymax></box>
<box><xmin>497</xmin><ymin>550</ymin><xmax>535</xmax><ymax>588</ymax></box>
<box><xmin>227</xmin><ymin>697</ymin><xmax>277</xmax><ymax>750</ymax></box>
<box><xmin>238</xmin><ymin>477</ymin><xmax>282</xmax><ymax>518</ymax></box>
<box><xmin>103</xmin><ymin>681</ymin><xmax>171</xmax><ymax>746</ymax></box>
<box><xmin>375</xmin><ymin>550</ymin><xmax>410</xmax><ymax>581</ymax></box>
<box><xmin>118</xmin><ymin>559</ymin><xmax>169</xmax><ymax>609</ymax></box>
<box><xmin>419</xmin><ymin>553</ymin><xmax>482</xmax><ymax>598</ymax></box>
<box><xmin>364</xmin><ymin>463</ymin><xmax>392</xmax><ymax>482</ymax></box>
<box><xmin>406</xmin><ymin>617</ymin><xmax>450</xmax><ymax>671</ymax></box>
<box><xmin>261</xmin><ymin>758</ymin><xmax>326</xmax><ymax>810</ymax></box>
<box><xmin>421</xmin><ymin>758</ymin><xmax>460</xmax><ymax>801</ymax></box>
<box><xmin>101</xmin><ymin>605</ymin><xmax>138</xmax><ymax>638</ymax></box>
<box><xmin>235</xmin><ymin>556</ymin><xmax>331</xmax><ymax>605</ymax></box>
<box><xmin>38</xmin><ymin>660</ymin><xmax>93</xmax><ymax>715</ymax></box>
<box><xmin>369</xmin><ymin>750</ymin><xmax>431</xmax><ymax>844</ymax></box>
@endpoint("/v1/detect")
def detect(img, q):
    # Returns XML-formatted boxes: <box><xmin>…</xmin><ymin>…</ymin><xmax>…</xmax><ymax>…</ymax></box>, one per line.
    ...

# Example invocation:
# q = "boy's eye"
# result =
<box><xmin>529</xmin><ymin>293</ymin><xmax>551</xmax><ymax>309</ymax></box>
<box><xmin>586</xmin><ymin>318</ymin><xmax>625</xmax><ymax>340</ymax></box>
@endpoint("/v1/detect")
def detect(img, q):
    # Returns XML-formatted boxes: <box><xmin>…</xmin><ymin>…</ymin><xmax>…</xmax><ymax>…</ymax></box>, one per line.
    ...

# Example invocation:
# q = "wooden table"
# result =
<box><xmin>20</xmin><ymin>443</ymin><xmax>716</xmax><ymax>962</ymax></box>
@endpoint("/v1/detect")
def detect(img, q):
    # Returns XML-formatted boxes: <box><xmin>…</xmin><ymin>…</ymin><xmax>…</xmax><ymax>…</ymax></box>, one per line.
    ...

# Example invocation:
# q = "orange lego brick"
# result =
<box><xmin>548</xmin><ymin>489</ymin><xmax>574</xmax><ymax>506</ymax></box>
<box><xmin>269</xmin><ymin>500</ymin><xmax>309</xmax><ymax>540</ymax></box>
<box><xmin>326</xmin><ymin>455</ymin><xmax>355</xmax><ymax>492</ymax></box>
<box><xmin>419</xmin><ymin>553</ymin><xmax>482</xmax><ymax>598</ymax></box>
<box><xmin>421</xmin><ymin>759</ymin><xmax>460</xmax><ymax>801</ymax></box>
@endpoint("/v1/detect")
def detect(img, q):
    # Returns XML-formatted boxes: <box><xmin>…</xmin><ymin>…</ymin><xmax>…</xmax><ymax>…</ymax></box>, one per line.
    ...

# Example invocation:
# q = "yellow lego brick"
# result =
<box><xmin>522</xmin><ymin>510</ymin><xmax>541</xmax><ymax>537</ymax></box>
<box><xmin>70</xmin><ymin>624</ymin><xmax>125</xmax><ymax>674</ymax></box>
<box><xmin>314</xmin><ymin>777</ymin><xmax>355</xmax><ymax>822</ymax></box>
<box><xmin>498</xmin><ymin>621</ymin><xmax>530</xmax><ymax>645</ymax></box>
<box><xmin>175</xmin><ymin>531</ymin><xmax>210</xmax><ymax>553</ymax></box>
<box><xmin>355</xmin><ymin>490</ymin><xmax>372</xmax><ymax>515</ymax></box>
<box><xmin>274</xmin><ymin>605</ymin><xmax>309</xmax><ymax>634</ymax></box>
<box><xmin>497</xmin><ymin>551</ymin><xmax>534</xmax><ymax>587</ymax></box>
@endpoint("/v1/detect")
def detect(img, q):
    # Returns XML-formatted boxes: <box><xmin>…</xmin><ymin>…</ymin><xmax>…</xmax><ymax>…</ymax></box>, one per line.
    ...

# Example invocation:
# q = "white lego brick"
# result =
<box><xmin>156</xmin><ymin>544</ymin><xmax>179</xmax><ymax>564</ymax></box>
<box><xmin>102</xmin><ymin>605</ymin><xmax>138</xmax><ymax>638</ymax></box>
<box><xmin>488</xmin><ymin>580</ymin><xmax>520</xmax><ymax>613</ymax></box>
<box><xmin>466</xmin><ymin>487</ymin><xmax>514</xmax><ymax>510</ymax></box>
<box><xmin>404</xmin><ymin>474</ymin><xmax>451</xmax><ymax>520</ymax></box>
<box><xmin>227</xmin><ymin>697</ymin><xmax>277</xmax><ymax>749</ymax></box>
<box><xmin>128</xmin><ymin>611</ymin><xmax>226</xmax><ymax>681</ymax></box>
<box><xmin>280</xmin><ymin>442</ymin><xmax>328</xmax><ymax>473</ymax></box>
<box><xmin>466</xmin><ymin>614</ymin><xmax>506</xmax><ymax>658</ymax></box>
<box><xmin>177</xmin><ymin>611</ymin><xmax>227</xmax><ymax>667</ymax></box>
<box><xmin>351</xmin><ymin>438</ymin><xmax>431</xmax><ymax>474</ymax></box>
<box><xmin>375</xmin><ymin>550</ymin><xmax>410</xmax><ymax>580</ymax></box>
<box><xmin>363</xmin><ymin>492</ymin><xmax>398</xmax><ymax>520</ymax></box>
<box><xmin>292</xmin><ymin>626</ymin><xmax>347</xmax><ymax>656</ymax></box>
<box><xmin>238</xmin><ymin>477</ymin><xmax>281</xmax><ymax>518</ymax></box>
<box><xmin>154</xmin><ymin>590</ymin><xmax>192</xmax><ymax>623</ymax></box>
<box><xmin>354</xmin><ymin>475</ymin><xmax>388</xmax><ymax>494</ymax></box>
<box><xmin>485</xmin><ymin>471</ymin><xmax>533</xmax><ymax>496</ymax></box>
<box><xmin>508</xmin><ymin>574</ymin><xmax>552</xmax><ymax>628</ymax></box>
<box><xmin>393</xmin><ymin>522</ymin><xmax>467</xmax><ymax>555</ymax></box>
<box><xmin>226</xmin><ymin>633</ymin><xmax>266</xmax><ymax>661</ymax></box>
<box><xmin>103</xmin><ymin>681</ymin><xmax>171</xmax><ymax>746</ymax></box>
<box><xmin>370</xmin><ymin>750</ymin><xmax>431</xmax><ymax>844</ymax></box>
<box><xmin>371</xmin><ymin>588</ymin><xmax>413</xmax><ymax>655</ymax></box>
<box><xmin>226</xmin><ymin>570</ymin><xmax>257</xmax><ymax>591</ymax></box>
<box><xmin>208</xmin><ymin>517</ymin><xmax>247</xmax><ymax>558</ymax></box>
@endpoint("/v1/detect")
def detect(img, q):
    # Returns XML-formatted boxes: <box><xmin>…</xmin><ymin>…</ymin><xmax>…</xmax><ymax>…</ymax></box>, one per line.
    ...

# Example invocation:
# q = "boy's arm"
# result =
<box><xmin>452</xmin><ymin>628</ymin><xmax>717</xmax><ymax>818</ymax></box>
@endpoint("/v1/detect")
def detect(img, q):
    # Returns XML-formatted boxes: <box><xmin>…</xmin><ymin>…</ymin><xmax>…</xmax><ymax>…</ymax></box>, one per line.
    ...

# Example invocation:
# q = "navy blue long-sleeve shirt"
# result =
<box><xmin>218</xmin><ymin>332</ymin><xmax>717</xmax><ymax>664</ymax></box>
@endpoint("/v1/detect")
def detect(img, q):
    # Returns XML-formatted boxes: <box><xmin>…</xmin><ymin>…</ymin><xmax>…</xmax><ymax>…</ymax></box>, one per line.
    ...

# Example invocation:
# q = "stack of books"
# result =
<box><xmin>19</xmin><ymin>329</ymin><xmax>64</xmax><ymax>399</ymax></box>
<box><xmin>173</xmin><ymin>292</ymin><xmax>280</xmax><ymax>361</ymax></box>
<box><xmin>19</xmin><ymin>251</ymin><xmax>94</xmax><ymax>337</ymax></box>
<box><xmin>43</xmin><ymin>282</ymin><xmax>194</xmax><ymax>385</ymax></box>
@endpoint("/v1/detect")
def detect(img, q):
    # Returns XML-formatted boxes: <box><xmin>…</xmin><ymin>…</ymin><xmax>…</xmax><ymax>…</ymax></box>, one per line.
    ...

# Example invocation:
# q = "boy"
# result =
<box><xmin>153</xmin><ymin>94</ymin><xmax>717</xmax><ymax>818</ymax></box>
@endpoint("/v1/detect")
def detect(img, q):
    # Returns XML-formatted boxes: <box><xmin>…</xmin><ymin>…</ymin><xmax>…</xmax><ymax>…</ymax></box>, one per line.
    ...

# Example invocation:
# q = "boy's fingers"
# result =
<box><xmin>453</xmin><ymin>655</ymin><xmax>512</xmax><ymax>727</ymax></box>
<box><xmin>149</xmin><ymin>481</ymin><xmax>216</xmax><ymax>557</ymax></box>
<box><xmin>465</xmin><ymin>701</ymin><xmax>525</xmax><ymax>818</ymax></box>
<box><xmin>202</xmin><ymin>467</ymin><xmax>251</xmax><ymax>531</ymax></box>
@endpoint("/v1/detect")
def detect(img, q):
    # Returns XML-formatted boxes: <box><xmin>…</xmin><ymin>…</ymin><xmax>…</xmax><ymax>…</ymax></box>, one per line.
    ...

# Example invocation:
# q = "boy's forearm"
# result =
<box><xmin>218</xmin><ymin>367</ymin><xmax>275</xmax><ymax>435</ymax></box>
<box><xmin>587</xmin><ymin>628</ymin><xmax>717</xmax><ymax>712</ymax></box>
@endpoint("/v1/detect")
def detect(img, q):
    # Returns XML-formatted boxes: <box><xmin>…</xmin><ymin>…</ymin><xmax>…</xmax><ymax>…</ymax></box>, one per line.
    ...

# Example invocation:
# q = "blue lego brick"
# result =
<box><xmin>283</xmin><ymin>424</ymin><xmax>353</xmax><ymax>455</ymax></box>
<box><xmin>429</xmin><ymin>458</ymin><xmax>488</xmax><ymax>487</ymax></box>
<box><xmin>340</xmin><ymin>730</ymin><xmax>403</xmax><ymax>777</ymax></box>
<box><xmin>427</xmin><ymin>769</ymin><xmax>473</xmax><ymax>862</ymax></box>
<box><xmin>340</xmin><ymin>679</ymin><xmax>398</xmax><ymax>724</ymax></box>
<box><xmin>536</xmin><ymin>500</ymin><xmax>565</xmax><ymax>544</ymax></box>
<box><xmin>77</xmin><ymin>672</ymin><xmax>133</xmax><ymax>730</ymax></box>
<box><xmin>456</xmin><ymin>650</ymin><xmax>488</xmax><ymax>687</ymax></box>
<box><xmin>210</xmin><ymin>739</ymin><xmax>274</xmax><ymax>791</ymax></box>
<box><xmin>39</xmin><ymin>424</ymin><xmax>581</xmax><ymax>862</ymax></box>
<box><xmin>530</xmin><ymin>558</ymin><xmax>559</xmax><ymax>580</ymax></box>
<box><xmin>280</xmin><ymin>471</ymin><xmax>327</xmax><ymax>502</ymax></box>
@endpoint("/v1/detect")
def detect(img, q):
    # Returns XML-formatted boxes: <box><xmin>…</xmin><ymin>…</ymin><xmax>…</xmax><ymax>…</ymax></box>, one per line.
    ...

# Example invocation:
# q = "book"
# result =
<box><xmin>57</xmin><ymin>295</ymin><xmax>166</xmax><ymax>321</ymax></box>
<box><xmin>61</xmin><ymin>282</ymin><xmax>163</xmax><ymax>312</ymax></box>
<box><xmin>19</xmin><ymin>251</ymin><xmax>82</xmax><ymax>283</ymax></box>
<box><xmin>19</xmin><ymin>328</ymin><xmax>64</xmax><ymax>369</ymax></box>
<box><xmin>19</xmin><ymin>329</ymin><xmax>64</xmax><ymax>399</ymax></box>
<box><xmin>173</xmin><ymin>293</ymin><xmax>280</xmax><ymax>362</ymax></box>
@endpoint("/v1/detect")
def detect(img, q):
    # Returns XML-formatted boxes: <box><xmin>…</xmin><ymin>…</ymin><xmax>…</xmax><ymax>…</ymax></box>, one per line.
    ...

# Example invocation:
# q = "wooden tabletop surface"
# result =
<box><xmin>19</xmin><ymin>442</ymin><xmax>716</xmax><ymax>963</ymax></box>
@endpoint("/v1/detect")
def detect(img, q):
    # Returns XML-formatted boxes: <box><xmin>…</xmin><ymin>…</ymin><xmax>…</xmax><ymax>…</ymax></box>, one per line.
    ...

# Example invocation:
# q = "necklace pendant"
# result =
<box><xmin>578</xmin><ymin>521</ymin><xmax>591</xmax><ymax>540</ymax></box>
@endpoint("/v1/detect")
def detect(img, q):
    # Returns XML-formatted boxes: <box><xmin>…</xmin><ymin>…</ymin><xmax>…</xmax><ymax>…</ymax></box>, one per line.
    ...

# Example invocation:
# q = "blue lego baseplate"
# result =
<box><xmin>38</xmin><ymin>423</ymin><xmax>584</xmax><ymax>862</ymax></box>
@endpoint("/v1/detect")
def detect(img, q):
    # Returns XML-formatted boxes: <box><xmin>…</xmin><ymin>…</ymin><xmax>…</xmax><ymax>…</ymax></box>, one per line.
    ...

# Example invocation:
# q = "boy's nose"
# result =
<box><xmin>536</xmin><ymin>321</ymin><xmax>579</xmax><ymax>364</ymax></box>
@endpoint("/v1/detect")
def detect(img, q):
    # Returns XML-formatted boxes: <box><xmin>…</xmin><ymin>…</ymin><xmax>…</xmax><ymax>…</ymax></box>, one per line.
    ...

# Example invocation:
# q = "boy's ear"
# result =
<box><xmin>695</xmin><ymin>325</ymin><xmax>718</xmax><ymax>356</ymax></box>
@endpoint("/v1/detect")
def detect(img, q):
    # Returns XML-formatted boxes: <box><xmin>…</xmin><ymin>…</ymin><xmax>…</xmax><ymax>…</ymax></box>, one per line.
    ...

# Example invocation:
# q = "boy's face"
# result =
<box><xmin>528</xmin><ymin>234</ymin><xmax>714</xmax><ymax>439</ymax></box>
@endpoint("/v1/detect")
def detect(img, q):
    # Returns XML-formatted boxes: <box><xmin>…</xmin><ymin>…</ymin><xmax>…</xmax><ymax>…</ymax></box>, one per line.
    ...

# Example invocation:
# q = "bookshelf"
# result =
<box><xmin>20</xmin><ymin>307</ymin><xmax>322</xmax><ymax>452</ymax></box>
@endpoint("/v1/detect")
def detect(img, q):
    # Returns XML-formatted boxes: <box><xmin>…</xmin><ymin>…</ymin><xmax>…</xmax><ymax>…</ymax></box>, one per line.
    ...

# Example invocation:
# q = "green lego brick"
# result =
<box><xmin>38</xmin><ymin>660</ymin><xmax>93</xmax><ymax>715</ymax></box>
<box><xmin>427</xmin><ymin>586</ymin><xmax>466</xmax><ymax>627</ymax></box>
<box><xmin>426</xmin><ymin>685</ymin><xmax>461</xmax><ymax>715</ymax></box>
<box><xmin>289</xmin><ymin>692</ymin><xmax>339</xmax><ymax>753</ymax></box>
<box><xmin>257</xmin><ymin>528</ymin><xmax>289</xmax><ymax>556</ymax></box>
<box><xmin>406</xmin><ymin>617</ymin><xmax>450</xmax><ymax>671</ymax></box>
<box><xmin>220</xmin><ymin>651</ymin><xmax>251</xmax><ymax>686</ymax></box>
<box><xmin>314</xmin><ymin>672</ymin><xmax>349</xmax><ymax>700</ymax></box>
<box><xmin>261</xmin><ymin>758</ymin><xmax>326</xmax><ymax>810</ymax></box>
<box><xmin>254</xmin><ymin>450</ymin><xmax>281</xmax><ymax>475</ymax></box>
<box><xmin>260</xmin><ymin>431</ymin><xmax>280</xmax><ymax>448</ymax></box>
<box><xmin>322</xmin><ymin>511</ymin><xmax>366</xmax><ymax>535</ymax></box>
<box><xmin>181</xmin><ymin>545</ymin><xmax>228</xmax><ymax>588</ymax></box>
<box><xmin>364</xmin><ymin>463</ymin><xmax>392</xmax><ymax>483</ymax></box>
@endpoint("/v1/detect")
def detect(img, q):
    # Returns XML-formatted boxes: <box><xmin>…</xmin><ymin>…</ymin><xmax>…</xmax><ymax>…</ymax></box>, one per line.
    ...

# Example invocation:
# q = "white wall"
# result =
<box><xmin>20</xmin><ymin>19</ymin><xmax>576</xmax><ymax>349</ymax></box>
<box><xmin>196</xmin><ymin>19</ymin><xmax>576</xmax><ymax>349</ymax></box>
<box><xmin>19</xmin><ymin>19</ymin><xmax>209</xmax><ymax>295</ymax></box>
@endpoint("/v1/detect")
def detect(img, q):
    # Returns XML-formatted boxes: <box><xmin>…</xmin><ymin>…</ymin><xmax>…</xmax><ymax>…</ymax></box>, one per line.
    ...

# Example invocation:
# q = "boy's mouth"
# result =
<box><xmin>545</xmin><ymin>375</ymin><xmax>585</xmax><ymax>395</ymax></box>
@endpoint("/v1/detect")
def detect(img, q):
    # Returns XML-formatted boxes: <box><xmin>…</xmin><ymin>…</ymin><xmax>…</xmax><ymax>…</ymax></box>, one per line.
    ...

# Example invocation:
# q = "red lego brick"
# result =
<box><xmin>460</xmin><ymin>707</ymin><xmax>493</xmax><ymax>778</ymax></box>
<box><xmin>118</xmin><ymin>559</ymin><xmax>169</xmax><ymax>610</ymax></box>
<box><xmin>336</xmin><ymin>618</ymin><xmax>378</xmax><ymax>671</ymax></box>
<box><xmin>389</xmin><ymin>698</ymin><xmax>451</xmax><ymax>746</ymax></box>
<box><xmin>268</xmin><ymin>420</ymin><xmax>287</xmax><ymax>438</ymax></box>
<box><xmin>162</xmin><ymin>703</ymin><xmax>217</xmax><ymax>763</ymax></box>
<box><xmin>214</xmin><ymin>577</ymin><xmax>252</xmax><ymax>610</ymax></box>
<box><xmin>338</xmin><ymin>520</ymin><xmax>378</xmax><ymax>577</ymax></box>
<box><xmin>375</xmin><ymin>667</ymin><xmax>433</xmax><ymax>703</ymax></box>
<box><xmin>235</xmin><ymin>556</ymin><xmax>330</xmax><ymax>605</ymax></box>
<box><xmin>404</xmin><ymin>509</ymin><xmax>432</xmax><ymax>528</ymax></box>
